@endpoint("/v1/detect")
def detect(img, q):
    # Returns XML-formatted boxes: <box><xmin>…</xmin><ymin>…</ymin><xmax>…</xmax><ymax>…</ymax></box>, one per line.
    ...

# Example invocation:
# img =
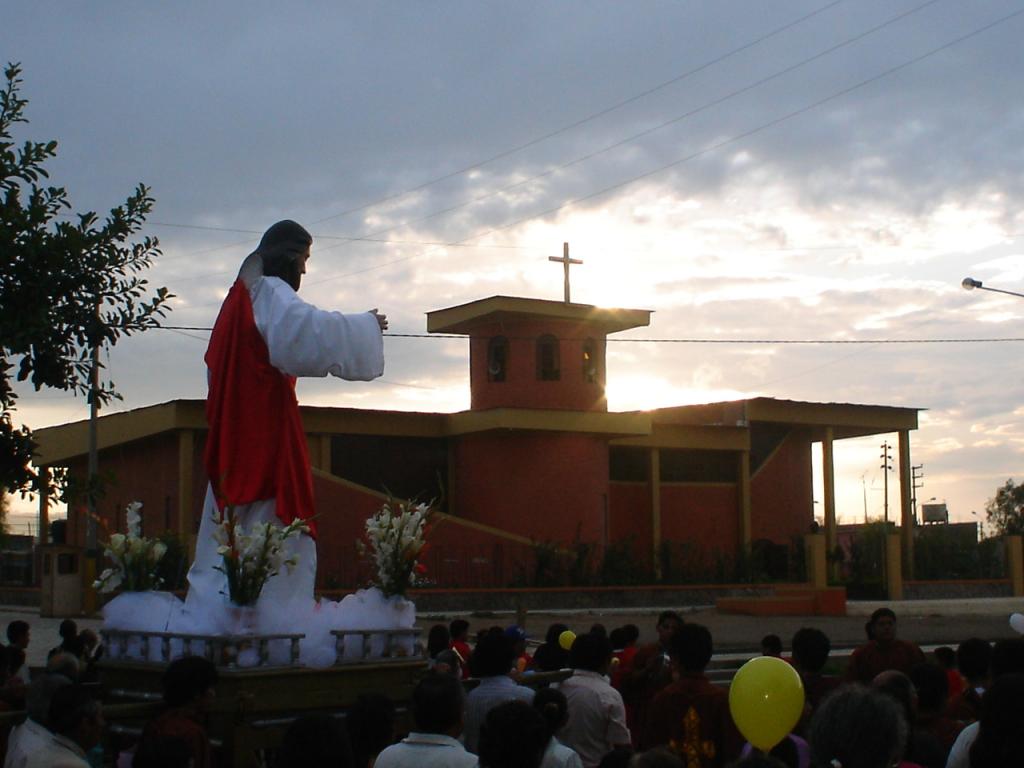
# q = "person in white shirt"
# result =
<box><xmin>4</xmin><ymin>673</ymin><xmax>73</xmax><ymax>768</ymax></box>
<box><xmin>557</xmin><ymin>633</ymin><xmax>631</xmax><ymax>768</ymax></box>
<box><xmin>24</xmin><ymin>685</ymin><xmax>104</xmax><ymax>768</ymax></box>
<box><xmin>463</xmin><ymin>630</ymin><xmax>535</xmax><ymax>754</ymax></box>
<box><xmin>533</xmin><ymin>688</ymin><xmax>583</xmax><ymax>768</ymax></box>
<box><xmin>375</xmin><ymin>673</ymin><xmax>478</xmax><ymax>768</ymax></box>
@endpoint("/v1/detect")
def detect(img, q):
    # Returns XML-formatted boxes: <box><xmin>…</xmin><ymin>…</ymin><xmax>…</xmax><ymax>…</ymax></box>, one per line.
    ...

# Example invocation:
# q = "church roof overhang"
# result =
<box><xmin>649</xmin><ymin>397</ymin><xmax>921</xmax><ymax>440</ymax></box>
<box><xmin>426</xmin><ymin>295</ymin><xmax>652</xmax><ymax>335</ymax></box>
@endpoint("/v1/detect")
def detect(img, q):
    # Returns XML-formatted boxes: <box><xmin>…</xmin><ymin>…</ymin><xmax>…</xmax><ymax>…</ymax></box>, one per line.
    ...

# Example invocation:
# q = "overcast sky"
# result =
<box><xmin>4</xmin><ymin>1</ymin><xmax>1024</xmax><ymax>534</ymax></box>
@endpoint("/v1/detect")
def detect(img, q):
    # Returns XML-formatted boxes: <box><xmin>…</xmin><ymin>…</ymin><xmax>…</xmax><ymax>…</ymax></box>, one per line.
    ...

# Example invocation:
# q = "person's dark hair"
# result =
<box><xmin>533</xmin><ymin>687</ymin><xmax>569</xmax><ymax>738</ymax></box>
<box><xmin>868</xmin><ymin>607</ymin><xmax>896</xmax><ymax>629</ymax></box>
<box><xmin>933</xmin><ymin>646</ymin><xmax>956</xmax><ymax>670</ymax></box>
<box><xmin>871</xmin><ymin>670</ymin><xmax>915</xmax><ymax>734</ymax></box>
<box><xmin>609</xmin><ymin>627</ymin><xmax>627</xmax><ymax>650</ymax></box>
<box><xmin>590</xmin><ymin>623</ymin><xmax>607</xmax><ymax>639</ymax></box>
<box><xmin>412</xmin><ymin>672</ymin><xmax>464</xmax><ymax>734</ymax></box>
<box><xmin>570</xmin><ymin>631</ymin><xmax>612</xmax><ymax>673</ymax></box>
<box><xmin>598</xmin><ymin>746</ymin><xmax>634</xmax><ymax>768</ymax></box>
<box><xmin>622</xmin><ymin>624</ymin><xmax>640</xmax><ymax>644</ymax></box>
<box><xmin>668</xmin><ymin>623</ymin><xmax>713</xmax><ymax>672</ymax></box>
<box><xmin>0</xmin><ymin>645</ymin><xmax>8</xmax><ymax>679</ymax></box>
<box><xmin>628</xmin><ymin>746</ymin><xmax>686</xmax><ymax>767</ymax></box>
<box><xmin>427</xmin><ymin>623</ymin><xmax>451</xmax><ymax>658</ymax></box>
<box><xmin>544</xmin><ymin>622</ymin><xmax>569</xmax><ymax>645</ymax></box>
<box><xmin>449</xmin><ymin>619</ymin><xmax>470</xmax><ymax>641</ymax></box>
<box><xmin>791</xmin><ymin>627</ymin><xmax>831</xmax><ymax>673</ymax></box>
<box><xmin>6</xmin><ymin>619</ymin><xmax>29</xmax><ymax>645</ymax></box>
<box><xmin>62</xmin><ymin>634</ymin><xmax>85</xmax><ymax>659</ymax></box>
<box><xmin>909</xmin><ymin>663</ymin><xmax>948</xmax><ymax>713</ymax></box>
<box><xmin>257</xmin><ymin>220</ymin><xmax>312</xmax><ymax>292</ymax></box>
<box><xmin>761</xmin><ymin>634</ymin><xmax>783</xmax><ymax>656</ymax></box>
<box><xmin>345</xmin><ymin>692</ymin><xmax>395</xmax><ymax>766</ymax></box>
<box><xmin>656</xmin><ymin>610</ymin><xmax>683</xmax><ymax>627</ymax></box>
<box><xmin>989</xmin><ymin>637</ymin><xmax>1024</xmax><ymax>679</ymax></box>
<box><xmin>46</xmin><ymin>651</ymin><xmax>79</xmax><ymax>681</ymax></box>
<box><xmin>809</xmin><ymin>685</ymin><xmax>907</xmax><ymax>768</ymax></box>
<box><xmin>25</xmin><ymin>673</ymin><xmax>72</xmax><ymax>725</ymax></box>
<box><xmin>478</xmin><ymin>700</ymin><xmax>547</xmax><ymax>768</ymax></box>
<box><xmin>132</xmin><ymin>734</ymin><xmax>195</xmax><ymax>768</ymax></box>
<box><xmin>957</xmin><ymin>638</ymin><xmax>992</xmax><ymax>681</ymax></box>
<box><xmin>968</xmin><ymin>673</ymin><xmax>1024</xmax><ymax>768</ymax></box>
<box><xmin>58</xmin><ymin>618</ymin><xmax>77</xmax><ymax>642</ymax></box>
<box><xmin>277</xmin><ymin>713</ymin><xmax>353</xmax><ymax>768</ymax></box>
<box><xmin>47</xmin><ymin>684</ymin><xmax>99</xmax><ymax>738</ymax></box>
<box><xmin>473</xmin><ymin>630</ymin><xmax>517</xmax><ymax>677</ymax></box>
<box><xmin>162</xmin><ymin>656</ymin><xmax>218</xmax><ymax>708</ymax></box>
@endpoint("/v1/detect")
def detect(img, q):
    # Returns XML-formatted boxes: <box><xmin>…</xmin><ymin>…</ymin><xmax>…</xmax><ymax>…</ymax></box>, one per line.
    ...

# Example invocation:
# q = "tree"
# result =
<box><xmin>0</xmin><ymin>63</ymin><xmax>171</xmax><ymax>498</ymax></box>
<box><xmin>985</xmin><ymin>479</ymin><xmax>1024</xmax><ymax>536</ymax></box>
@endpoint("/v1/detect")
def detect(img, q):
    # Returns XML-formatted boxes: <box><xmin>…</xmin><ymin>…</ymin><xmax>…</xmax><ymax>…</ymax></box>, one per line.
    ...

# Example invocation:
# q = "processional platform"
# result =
<box><xmin>100</xmin><ymin>627</ymin><xmax>426</xmax><ymax>768</ymax></box>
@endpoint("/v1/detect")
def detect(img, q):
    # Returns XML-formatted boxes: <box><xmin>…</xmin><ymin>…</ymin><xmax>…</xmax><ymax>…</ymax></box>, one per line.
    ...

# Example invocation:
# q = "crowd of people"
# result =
<box><xmin>0</xmin><ymin>608</ymin><xmax>1021</xmax><ymax>767</ymax></box>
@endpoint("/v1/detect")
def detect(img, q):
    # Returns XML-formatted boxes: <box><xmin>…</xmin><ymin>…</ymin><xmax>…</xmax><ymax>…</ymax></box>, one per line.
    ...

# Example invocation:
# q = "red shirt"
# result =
<box><xmin>641</xmin><ymin>672</ymin><xmax>742</xmax><ymax>767</ymax></box>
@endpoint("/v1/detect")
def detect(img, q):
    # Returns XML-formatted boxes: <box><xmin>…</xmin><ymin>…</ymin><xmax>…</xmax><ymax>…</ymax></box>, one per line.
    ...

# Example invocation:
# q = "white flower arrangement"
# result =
<box><xmin>212</xmin><ymin>507</ymin><xmax>310</xmax><ymax>606</ymax></box>
<box><xmin>357</xmin><ymin>498</ymin><xmax>432</xmax><ymax>598</ymax></box>
<box><xmin>94</xmin><ymin>502</ymin><xmax>169</xmax><ymax>593</ymax></box>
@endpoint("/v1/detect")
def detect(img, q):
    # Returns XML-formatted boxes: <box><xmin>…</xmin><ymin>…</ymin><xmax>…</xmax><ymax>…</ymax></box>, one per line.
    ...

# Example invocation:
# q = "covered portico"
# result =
<box><xmin>611</xmin><ymin>397</ymin><xmax>921</xmax><ymax>578</ymax></box>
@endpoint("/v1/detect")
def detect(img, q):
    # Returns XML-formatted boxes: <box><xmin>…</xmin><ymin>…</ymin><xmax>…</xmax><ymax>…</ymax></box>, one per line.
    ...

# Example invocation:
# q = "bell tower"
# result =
<box><xmin>426</xmin><ymin>296</ymin><xmax>651</xmax><ymax>412</ymax></box>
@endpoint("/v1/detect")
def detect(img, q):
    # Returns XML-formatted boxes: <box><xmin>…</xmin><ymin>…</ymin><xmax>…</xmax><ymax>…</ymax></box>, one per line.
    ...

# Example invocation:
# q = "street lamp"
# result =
<box><xmin>961</xmin><ymin>277</ymin><xmax>1024</xmax><ymax>299</ymax></box>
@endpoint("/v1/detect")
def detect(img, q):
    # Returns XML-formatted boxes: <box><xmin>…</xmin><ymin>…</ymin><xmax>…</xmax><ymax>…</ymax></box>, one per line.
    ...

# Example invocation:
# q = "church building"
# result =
<box><xmin>33</xmin><ymin>281</ymin><xmax>920</xmax><ymax>589</ymax></box>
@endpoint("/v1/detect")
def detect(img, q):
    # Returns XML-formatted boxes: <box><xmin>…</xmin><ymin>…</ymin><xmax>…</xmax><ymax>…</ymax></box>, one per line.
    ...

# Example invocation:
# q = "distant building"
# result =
<box><xmin>32</xmin><ymin>294</ymin><xmax>921</xmax><ymax>587</ymax></box>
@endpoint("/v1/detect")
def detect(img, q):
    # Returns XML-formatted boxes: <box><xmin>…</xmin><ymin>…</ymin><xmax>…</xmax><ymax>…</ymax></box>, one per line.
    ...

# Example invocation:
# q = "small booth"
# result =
<box><xmin>39</xmin><ymin>544</ymin><xmax>83</xmax><ymax>617</ymax></box>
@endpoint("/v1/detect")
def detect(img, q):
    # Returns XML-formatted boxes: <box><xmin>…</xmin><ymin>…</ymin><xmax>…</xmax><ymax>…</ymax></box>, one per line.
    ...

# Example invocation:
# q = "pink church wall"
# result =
<box><xmin>750</xmin><ymin>432</ymin><xmax>813</xmax><ymax>545</ymax></box>
<box><xmin>453</xmin><ymin>432</ymin><xmax>609</xmax><ymax>545</ymax></box>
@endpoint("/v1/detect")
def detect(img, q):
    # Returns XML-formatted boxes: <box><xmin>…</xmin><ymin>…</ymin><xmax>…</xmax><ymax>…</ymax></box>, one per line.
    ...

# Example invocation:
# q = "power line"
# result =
<box><xmin>295</xmin><ymin>3</ymin><xmax>1022</xmax><ymax>289</ymax></box>
<box><xmin>453</xmin><ymin>5</ymin><xmax>1024</xmax><ymax>249</ymax></box>
<box><xmin>154</xmin><ymin>326</ymin><xmax>1024</xmax><ymax>345</ymax></box>
<box><xmin>313</xmin><ymin>0</ymin><xmax>943</xmax><ymax>251</ymax></box>
<box><xmin>307</xmin><ymin>0</ymin><xmax>849</xmax><ymax>227</ymax></box>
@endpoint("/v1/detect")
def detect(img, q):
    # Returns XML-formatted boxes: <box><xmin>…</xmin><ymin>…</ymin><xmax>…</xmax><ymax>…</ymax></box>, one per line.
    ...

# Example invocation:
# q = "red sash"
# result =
<box><xmin>203</xmin><ymin>279</ymin><xmax>317</xmax><ymax>537</ymax></box>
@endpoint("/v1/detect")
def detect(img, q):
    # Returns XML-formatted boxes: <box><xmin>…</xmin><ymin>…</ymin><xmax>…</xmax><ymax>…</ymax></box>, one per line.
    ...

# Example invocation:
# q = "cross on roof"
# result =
<box><xmin>548</xmin><ymin>242</ymin><xmax>583</xmax><ymax>304</ymax></box>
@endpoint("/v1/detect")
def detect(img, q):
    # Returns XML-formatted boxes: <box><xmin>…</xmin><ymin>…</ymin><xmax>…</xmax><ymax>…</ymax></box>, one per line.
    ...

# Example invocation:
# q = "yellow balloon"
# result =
<box><xmin>728</xmin><ymin>657</ymin><xmax>805</xmax><ymax>751</ymax></box>
<box><xmin>558</xmin><ymin>630</ymin><xmax>577</xmax><ymax>651</ymax></box>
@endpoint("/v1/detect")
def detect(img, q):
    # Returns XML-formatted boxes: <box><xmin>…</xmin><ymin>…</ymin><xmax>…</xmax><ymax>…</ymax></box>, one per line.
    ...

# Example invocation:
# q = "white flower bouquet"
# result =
<box><xmin>94</xmin><ymin>502</ymin><xmax>168</xmax><ymax>593</ymax></box>
<box><xmin>212</xmin><ymin>507</ymin><xmax>309</xmax><ymax>606</ymax></box>
<box><xmin>357</xmin><ymin>498</ymin><xmax>432</xmax><ymax>598</ymax></box>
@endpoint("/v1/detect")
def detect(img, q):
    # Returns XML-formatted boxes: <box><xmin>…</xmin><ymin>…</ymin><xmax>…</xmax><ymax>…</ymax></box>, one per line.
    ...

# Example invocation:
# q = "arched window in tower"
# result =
<box><xmin>582</xmin><ymin>338</ymin><xmax>598</xmax><ymax>383</ymax></box>
<box><xmin>487</xmin><ymin>336</ymin><xmax>508</xmax><ymax>382</ymax></box>
<box><xmin>537</xmin><ymin>334</ymin><xmax>560</xmax><ymax>381</ymax></box>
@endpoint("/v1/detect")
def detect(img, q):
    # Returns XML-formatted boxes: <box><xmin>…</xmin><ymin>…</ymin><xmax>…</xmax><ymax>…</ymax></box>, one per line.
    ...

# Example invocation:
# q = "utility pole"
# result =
<box><xmin>880</xmin><ymin>441</ymin><xmax>893</xmax><ymax>526</ymax></box>
<box><xmin>911</xmin><ymin>464</ymin><xmax>924</xmax><ymax>526</ymax></box>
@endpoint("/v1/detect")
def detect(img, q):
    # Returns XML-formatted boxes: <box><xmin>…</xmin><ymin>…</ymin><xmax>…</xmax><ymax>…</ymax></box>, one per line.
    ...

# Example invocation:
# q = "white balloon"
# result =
<box><xmin>1010</xmin><ymin>613</ymin><xmax>1024</xmax><ymax>635</ymax></box>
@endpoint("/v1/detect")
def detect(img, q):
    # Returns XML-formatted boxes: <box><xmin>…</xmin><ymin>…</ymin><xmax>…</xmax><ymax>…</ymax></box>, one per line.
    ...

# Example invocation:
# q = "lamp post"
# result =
<box><xmin>961</xmin><ymin>277</ymin><xmax>1024</xmax><ymax>299</ymax></box>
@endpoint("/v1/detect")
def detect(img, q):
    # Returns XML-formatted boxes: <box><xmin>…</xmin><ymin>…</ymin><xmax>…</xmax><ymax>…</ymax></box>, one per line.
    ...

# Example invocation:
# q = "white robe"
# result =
<box><xmin>103</xmin><ymin>275</ymin><xmax>414</xmax><ymax>667</ymax></box>
<box><xmin>182</xmin><ymin>275</ymin><xmax>384</xmax><ymax>629</ymax></box>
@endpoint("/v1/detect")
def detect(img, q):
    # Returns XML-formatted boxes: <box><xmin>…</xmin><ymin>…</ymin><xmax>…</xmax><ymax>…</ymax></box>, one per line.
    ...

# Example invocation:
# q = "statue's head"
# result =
<box><xmin>257</xmin><ymin>220</ymin><xmax>312</xmax><ymax>291</ymax></box>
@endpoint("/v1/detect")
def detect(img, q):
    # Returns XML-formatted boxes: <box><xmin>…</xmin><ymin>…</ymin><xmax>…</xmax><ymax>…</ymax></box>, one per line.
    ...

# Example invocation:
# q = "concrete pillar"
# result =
<box><xmin>650</xmin><ymin>448</ymin><xmax>661</xmax><ymax>579</ymax></box>
<box><xmin>885</xmin><ymin>533</ymin><xmax>903</xmax><ymax>600</ymax></box>
<box><xmin>822</xmin><ymin>428</ymin><xmax>837</xmax><ymax>579</ymax></box>
<box><xmin>898</xmin><ymin>429</ymin><xmax>914</xmax><ymax>578</ymax></box>
<box><xmin>804</xmin><ymin>533</ymin><xmax>827</xmax><ymax>589</ymax></box>
<box><xmin>738</xmin><ymin>450</ymin><xmax>752</xmax><ymax>555</ymax></box>
<box><xmin>1007</xmin><ymin>535</ymin><xmax>1024</xmax><ymax>596</ymax></box>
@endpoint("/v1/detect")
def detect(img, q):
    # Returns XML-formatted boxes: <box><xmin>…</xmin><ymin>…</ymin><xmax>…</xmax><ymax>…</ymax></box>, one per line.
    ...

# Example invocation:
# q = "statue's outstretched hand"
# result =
<box><xmin>369</xmin><ymin>309</ymin><xmax>388</xmax><ymax>332</ymax></box>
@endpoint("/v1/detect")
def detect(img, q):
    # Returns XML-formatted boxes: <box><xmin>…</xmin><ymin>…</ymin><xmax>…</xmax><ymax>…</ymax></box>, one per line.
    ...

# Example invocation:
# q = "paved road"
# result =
<box><xmin>5</xmin><ymin>596</ymin><xmax>1021</xmax><ymax>669</ymax></box>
